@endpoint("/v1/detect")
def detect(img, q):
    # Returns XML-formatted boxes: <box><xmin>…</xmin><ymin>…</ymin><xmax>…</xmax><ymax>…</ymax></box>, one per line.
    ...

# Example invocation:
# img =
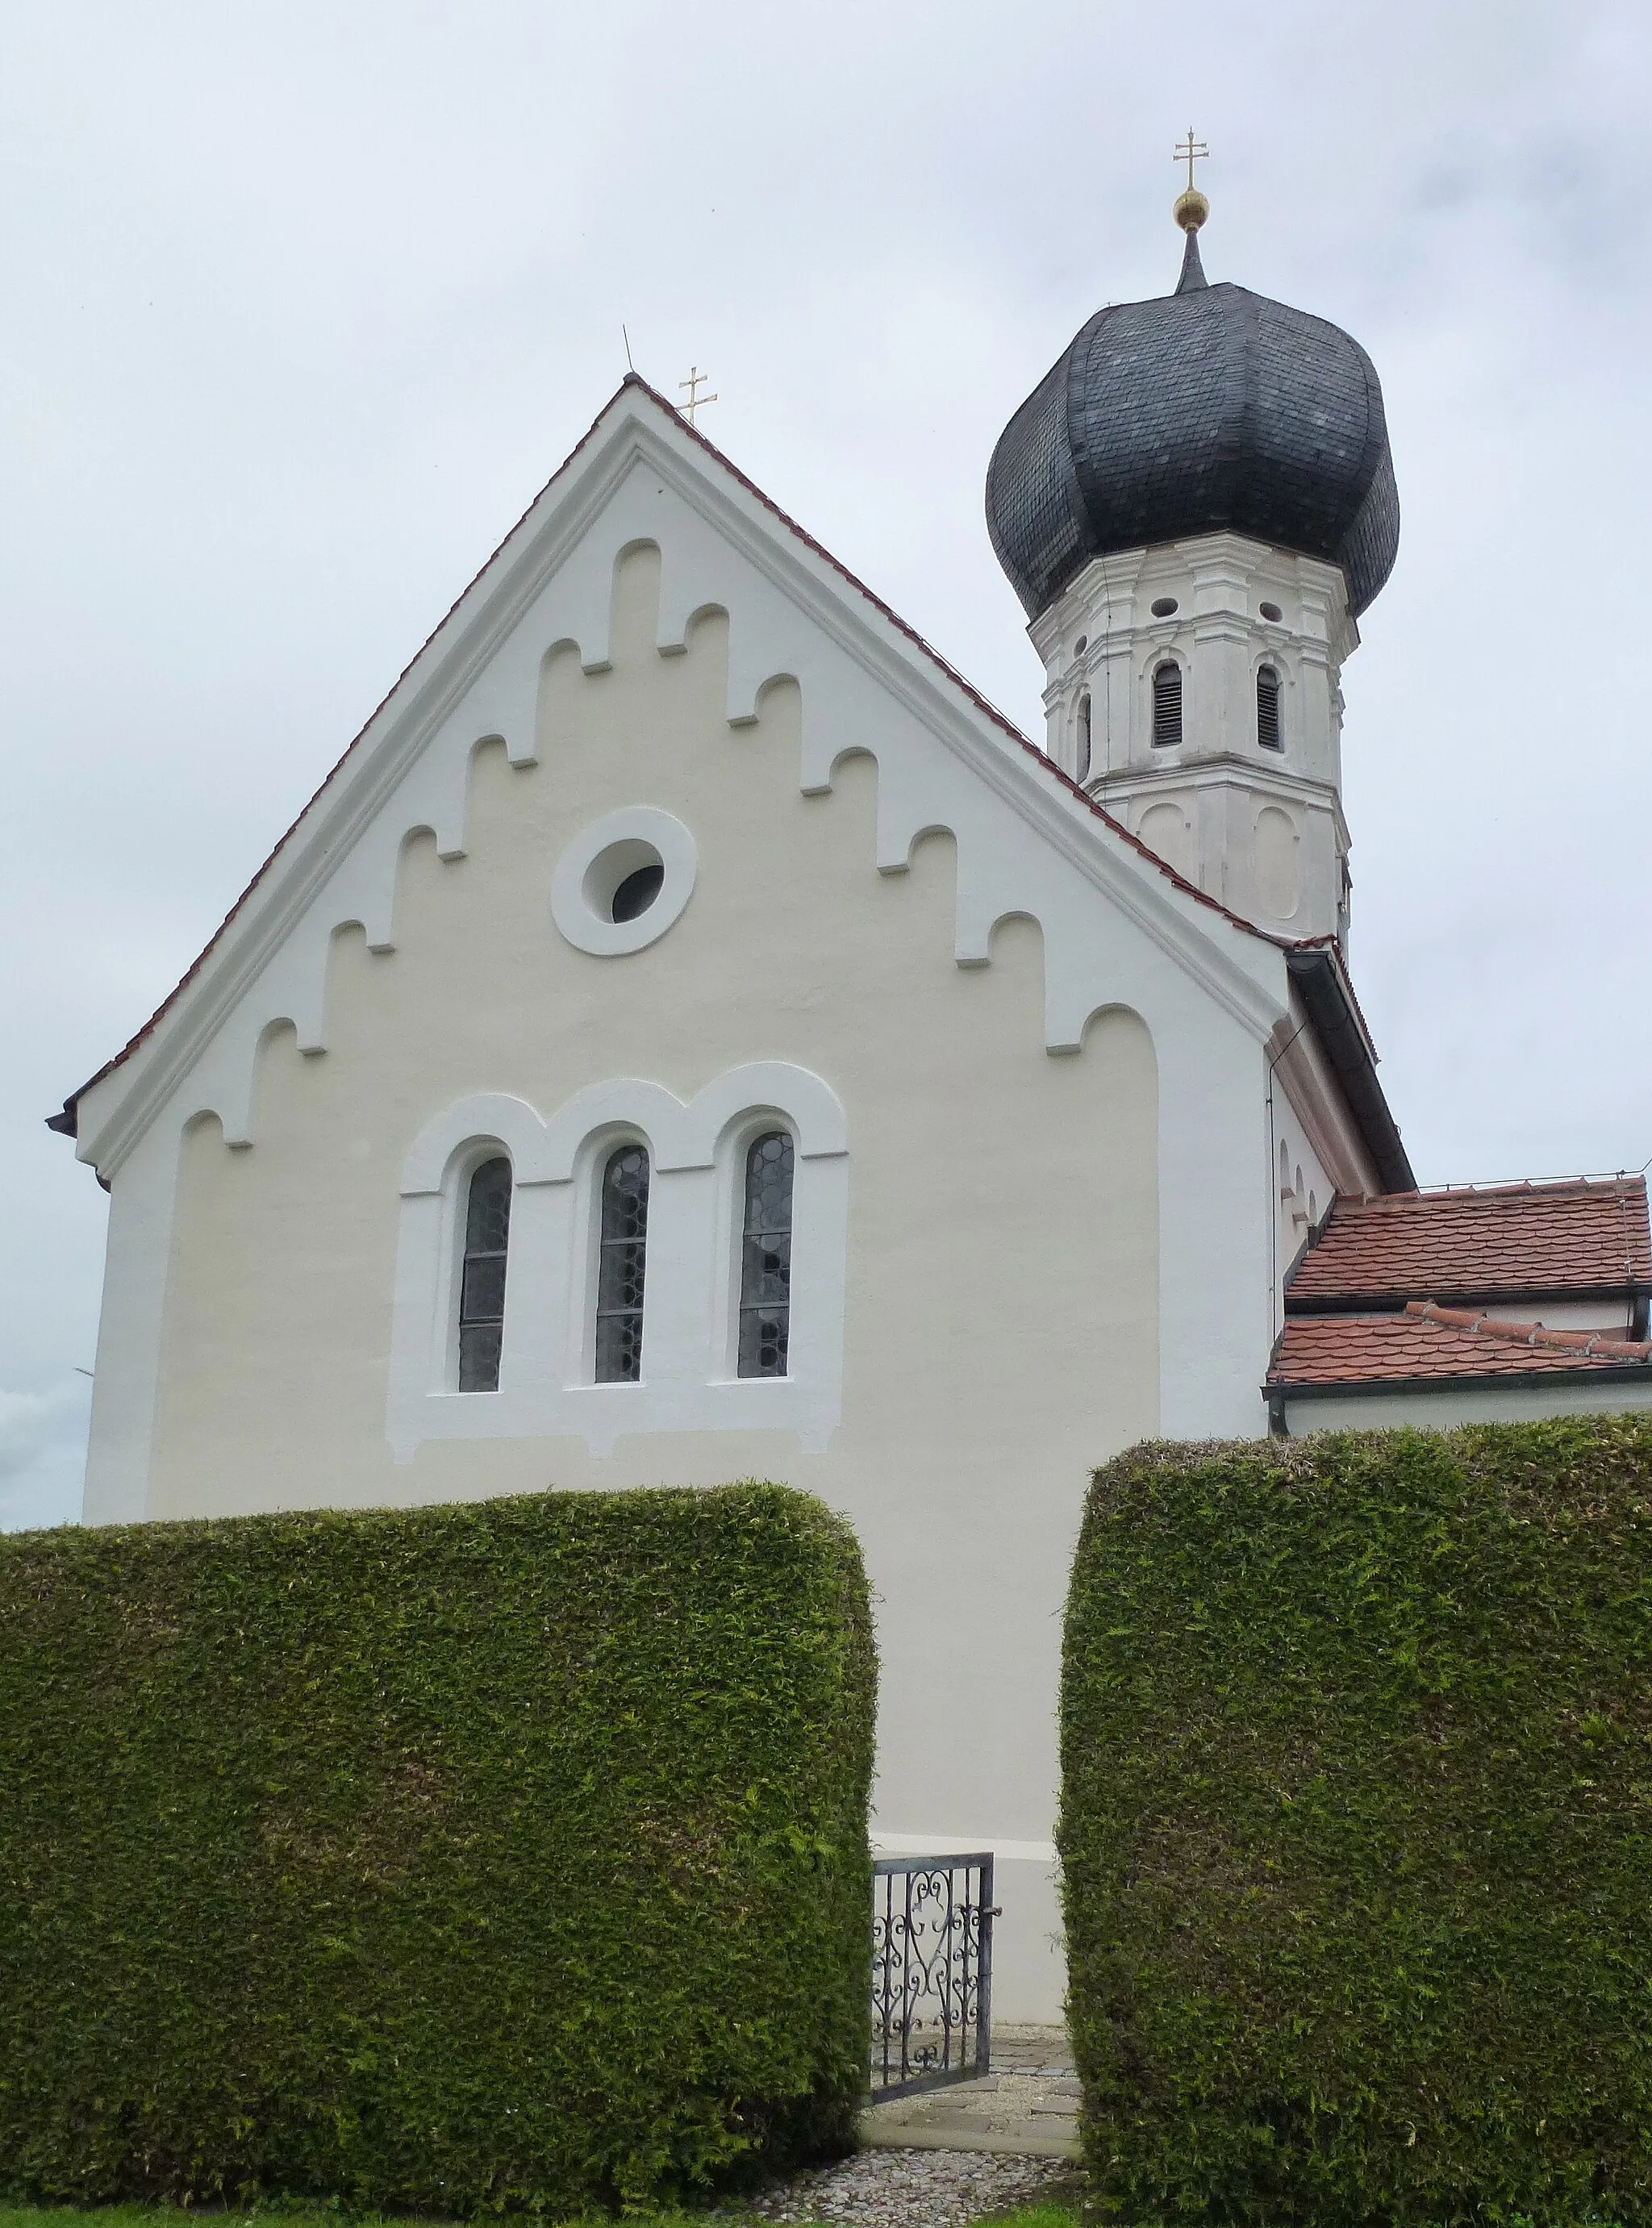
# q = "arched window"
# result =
<box><xmin>738</xmin><ymin>1131</ymin><xmax>795</xmax><ymax>1378</ymax></box>
<box><xmin>594</xmin><ymin>1144</ymin><xmax>649</xmax><ymax>1383</ymax></box>
<box><xmin>1257</xmin><ymin>664</ymin><xmax>1282</xmax><ymax>750</ymax></box>
<box><xmin>1075</xmin><ymin>694</ymin><xmax>1092</xmax><ymax>784</ymax></box>
<box><xmin>1151</xmin><ymin>661</ymin><xmax>1183</xmax><ymax>748</ymax></box>
<box><xmin>457</xmin><ymin>1155</ymin><xmax>511</xmax><ymax>1391</ymax></box>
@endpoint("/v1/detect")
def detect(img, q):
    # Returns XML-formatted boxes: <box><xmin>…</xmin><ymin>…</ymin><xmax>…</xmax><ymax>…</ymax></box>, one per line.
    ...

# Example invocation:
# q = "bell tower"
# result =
<box><xmin>985</xmin><ymin>151</ymin><xmax>1399</xmax><ymax>947</ymax></box>
<box><xmin>1029</xmin><ymin>531</ymin><xmax>1357</xmax><ymax>944</ymax></box>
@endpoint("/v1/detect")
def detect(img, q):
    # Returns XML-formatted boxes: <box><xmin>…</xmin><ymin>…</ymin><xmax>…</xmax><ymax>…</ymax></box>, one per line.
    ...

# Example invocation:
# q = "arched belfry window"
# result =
<box><xmin>1151</xmin><ymin>661</ymin><xmax>1183</xmax><ymax>749</ymax></box>
<box><xmin>738</xmin><ymin>1131</ymin><xmax>795</xmax><ymax>1378</ymax></box>
<box><xmin>1075</xmin><ymin>693</ymin><xmax>1092</xmax><ymax>784</ymax></box>
<box><xmin>1257</xmin><ymin>665</ymin><xmax>1282</xmax><ymax>750</ymax></box>
<box><xmin>458</xmin><ymin>1156</ymin><xmax>511</xmax><ymax>1391</ymax></box>
<box><xmin>594</xmin><ymin>1145</ymin><xmax>649</xmax><ymax>1383</ymax></box>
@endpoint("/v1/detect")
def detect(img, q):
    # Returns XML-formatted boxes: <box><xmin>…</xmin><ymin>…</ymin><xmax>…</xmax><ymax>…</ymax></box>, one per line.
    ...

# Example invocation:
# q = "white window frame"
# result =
<box><xmin>387</xmin><ymin>1065</ymin><xmax>848</xmax><ymax>1462</ymax></box>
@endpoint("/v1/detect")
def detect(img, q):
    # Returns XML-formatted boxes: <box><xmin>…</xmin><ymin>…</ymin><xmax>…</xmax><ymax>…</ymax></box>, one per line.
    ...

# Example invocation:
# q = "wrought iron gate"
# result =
<box><xmin>869</xmin><ymin>1852</ymin><xmax>995</xmax><ymax>2099</ymax></box>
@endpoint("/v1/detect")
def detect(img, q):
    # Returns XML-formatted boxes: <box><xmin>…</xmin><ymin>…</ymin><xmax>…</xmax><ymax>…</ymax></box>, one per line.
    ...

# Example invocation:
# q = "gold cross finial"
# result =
<box><xmin>1172</xmin><ymin>130</ymin><xmax>1211</xmax><ymax>234</ymax></box>
<box><xmin>678</xmin><ymin>365</ymin><xmax>719</xmax><ymax>428</ymax></box>
<box><xmin>1174</xmin><ymin>129</ymin><xmax>1209</xmax><ymax>193</ymax></box>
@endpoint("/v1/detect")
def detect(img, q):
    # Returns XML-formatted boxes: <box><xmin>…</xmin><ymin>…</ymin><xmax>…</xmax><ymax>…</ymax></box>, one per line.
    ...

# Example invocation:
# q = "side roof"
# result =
<box><xmin>1270</xmin><ymin>1299</ymin><xmax>1652</xmax><ymax>1387</ymax></box>
<box><xmin>1287</xmin><ymin>1176</ymin><xmax>1651</xmax><ymax>1308</ymax></box>
<box><xmin>48</xmin><ymin>373</ymin><xmax>1411</xmax><ymax>1191</ymax></box>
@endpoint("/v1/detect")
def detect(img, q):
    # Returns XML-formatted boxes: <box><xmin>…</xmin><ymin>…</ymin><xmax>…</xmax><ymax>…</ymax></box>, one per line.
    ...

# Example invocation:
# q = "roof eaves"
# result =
<box><xmin>1287</xmin><ymin>1283</ymin><xmax>1646</xmax><ymax>1317</ymax></box>
<box><xmin>1273</xmin><ymin>1362</ymin><xmax>1652</xmax><ymax>1402</ymax></box>
<box><xmin>1284</xmin><ymin>945</ymin><xmax>1414</xmax><ymax>1195</ymax></box>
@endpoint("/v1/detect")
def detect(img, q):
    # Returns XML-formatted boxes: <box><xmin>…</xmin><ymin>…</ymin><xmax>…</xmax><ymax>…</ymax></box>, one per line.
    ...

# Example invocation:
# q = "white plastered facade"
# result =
<box><xmin>71</xmin><ymin>384</ymin><xmax>1369</xmax><ymax>2019</ymax></box>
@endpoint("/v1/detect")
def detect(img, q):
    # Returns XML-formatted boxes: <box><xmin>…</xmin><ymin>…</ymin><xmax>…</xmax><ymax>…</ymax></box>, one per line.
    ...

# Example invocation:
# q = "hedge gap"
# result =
<box><xmin>0</xmin><ymin>1483</ymin><xmax>874</xmax><ymax>2214</ymax></box>
<box><xmin>1060</xmin><ymin>1417</ymin><xmax>1652</xmax><ymax>2227</ymax></box>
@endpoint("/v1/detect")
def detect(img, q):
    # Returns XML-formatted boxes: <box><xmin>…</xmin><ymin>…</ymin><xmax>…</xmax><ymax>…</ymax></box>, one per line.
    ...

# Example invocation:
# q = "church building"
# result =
<box><xmin>50</xmin><ymin>186</ymin><xmax>1652</xmax><ymax>2020</ymax></box>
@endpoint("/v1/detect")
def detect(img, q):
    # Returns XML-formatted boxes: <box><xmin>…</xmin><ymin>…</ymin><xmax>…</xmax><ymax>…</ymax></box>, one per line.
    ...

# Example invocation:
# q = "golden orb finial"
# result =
<box><xmin>1173</xmin><ymin>130</ymin><xmax>1210</xmax><ymax>232</ymax></box>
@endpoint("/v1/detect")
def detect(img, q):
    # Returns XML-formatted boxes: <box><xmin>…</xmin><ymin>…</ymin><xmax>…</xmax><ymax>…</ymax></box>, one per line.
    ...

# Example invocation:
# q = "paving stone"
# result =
<box><xmin>723</xmin><ymin>2144</ymin><xmax>1078</xmax><ymax>2226</ymax></box>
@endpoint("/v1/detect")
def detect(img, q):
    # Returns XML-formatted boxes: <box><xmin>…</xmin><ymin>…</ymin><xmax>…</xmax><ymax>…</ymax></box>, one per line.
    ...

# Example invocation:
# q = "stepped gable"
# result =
<box><xmin>48</xmin><ymin>373</ymin><xmax>1381</xmax><ymax>1151</ymax></box>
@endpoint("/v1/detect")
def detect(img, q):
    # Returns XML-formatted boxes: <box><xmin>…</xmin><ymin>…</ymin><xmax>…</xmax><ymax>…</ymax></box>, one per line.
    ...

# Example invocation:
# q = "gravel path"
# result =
<box><xmin>724</xmin><ymin>2144</ymin><xmax>1078</xmax><ymax>2226</ymax></box>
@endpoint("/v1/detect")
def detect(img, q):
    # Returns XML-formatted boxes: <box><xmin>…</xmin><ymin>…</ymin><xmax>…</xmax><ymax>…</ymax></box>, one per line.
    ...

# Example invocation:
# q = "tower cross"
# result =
<box><xmin>1174</xmin><ymin>129</ymin><xmax>1209</xmax><ymax>193</ymax></box>
<box><xmin>678</xmin><ymin>365</ymin><xmax>719</xmax><ymax>427</ymax></box>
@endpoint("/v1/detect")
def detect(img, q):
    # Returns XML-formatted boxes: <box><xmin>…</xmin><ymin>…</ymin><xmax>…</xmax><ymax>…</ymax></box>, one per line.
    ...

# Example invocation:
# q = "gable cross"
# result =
<box><xmin>1174</xmin><ymin>129</ymin><xmax>1210</xmax><ymax>192</ymax></box>
<box><xmin>678</xmin><ymin>365</ymin><xmax>719</xmax><ymax>428</ymax></box>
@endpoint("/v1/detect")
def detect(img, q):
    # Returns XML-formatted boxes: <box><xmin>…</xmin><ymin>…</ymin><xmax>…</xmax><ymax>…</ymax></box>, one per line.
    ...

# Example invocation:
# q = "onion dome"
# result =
<box><xmin>986</xmin><ymin>213</ymin><xmax>1400</xmax><ymax>620</ymax></box>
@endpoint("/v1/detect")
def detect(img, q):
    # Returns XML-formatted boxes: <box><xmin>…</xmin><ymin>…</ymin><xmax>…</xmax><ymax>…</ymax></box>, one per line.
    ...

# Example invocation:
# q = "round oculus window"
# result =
<box><xmin>550</xmin><ymin>807</ymin><xmax>697</xmax><ymax>956</ymax></box>
<box><xmin>1259</xmin><ymin>600</ymin><xmax>1284</xmax><ymax>623</ymax></box>
<box><xmin>1150</xmin><ymin>595</ymin><xmax>1179</xmax><ymax>618</ymax></box>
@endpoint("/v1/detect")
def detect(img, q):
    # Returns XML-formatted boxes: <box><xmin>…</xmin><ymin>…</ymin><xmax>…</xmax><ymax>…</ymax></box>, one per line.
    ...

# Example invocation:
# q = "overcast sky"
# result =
<box><xmin>3</xmin><ymin>1</ymin><xmax>1648</xmax><ymax>1529</ymax></box>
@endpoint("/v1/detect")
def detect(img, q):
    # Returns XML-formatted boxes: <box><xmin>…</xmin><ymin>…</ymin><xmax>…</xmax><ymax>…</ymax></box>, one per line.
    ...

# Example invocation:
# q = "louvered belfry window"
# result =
<box><xmin>595</xmin><ymin>1144</ymin><xmax>650</xmax><ymax>1383</ymax></box>
<box><xmin>1151</xmin><ymin>661</ymin><xmax>1183</xmax><ymax>748</ymax></box>
<box><xmin>458</xmin><ymin>1155</ymin><xmax>511</xmax><ymax>1391</ymax></box>
<box><xmin>1075</xmin><ymin>693</ymin><xmax>1092</xmax><ymax>783</ymax></box>
<box><xmin>738</xmin><ymin>1131</ymin><xmax>795</xmax><ymax>1378</ymax></box>
<box><xmin>1257</xmin><ymin>664</ymin><xmax>1283</xmax><ymax>750</ymax></box>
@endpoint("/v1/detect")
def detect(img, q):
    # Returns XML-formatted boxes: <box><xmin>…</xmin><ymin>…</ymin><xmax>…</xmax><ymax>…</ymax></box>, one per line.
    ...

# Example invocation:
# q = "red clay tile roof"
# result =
<box><xmin>1270</xmin><ymin>1300</ymin><xmax>1652</xmax><ymax>1387</ymax></box>
<box><xmin>52</xmin><ymin>373</ymin><xmax>1320</xmax><ymax>1139</ymax></box>
<box><xmin>1287</xmin><ymin>1177</ymin><xmax>1650</xmax><ymax>1307</ymax></box>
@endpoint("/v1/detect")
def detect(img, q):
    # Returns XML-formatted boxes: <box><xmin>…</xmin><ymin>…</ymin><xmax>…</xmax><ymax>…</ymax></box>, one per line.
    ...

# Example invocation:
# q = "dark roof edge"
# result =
<box><xmin>1289</xmin><ymin>1283</ymin><xmax>1649</xmax><ymax>1316</ymax></box>
<box><xmin>1286</xmin><ymin>945</ymin><xmax>1415</xmax><ymax>1195</ymax></box>
<box><xmin>1272</xmin><ymin>1362</ymin><xmax>1652</xmax><ymax>1403</ymax></box>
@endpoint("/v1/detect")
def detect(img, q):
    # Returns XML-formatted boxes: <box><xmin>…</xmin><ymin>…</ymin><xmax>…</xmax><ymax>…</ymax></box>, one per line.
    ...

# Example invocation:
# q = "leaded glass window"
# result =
<box><xmin>738</xmin><ymin>1130</ymin><xmax>794</xmax><ymax>1379</ymax></box>
<box><xmin>595</xmin><ymin>1144</ymin><xmax>649</xmax><ymax>1383</ymax></box>
<box><xmin>1152</xmin><ymin>661</ymin><xmax>1183</xmax><ymax>748</ymax></box>
<box><xmin>458</xmin><ymin>1154</ymin><xmax>511</xmax><ymax>1392</ymax></box>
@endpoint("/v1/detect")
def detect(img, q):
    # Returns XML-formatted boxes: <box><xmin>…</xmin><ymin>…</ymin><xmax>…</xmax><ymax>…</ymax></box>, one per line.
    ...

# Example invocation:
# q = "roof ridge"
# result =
<box><xmin>1325</xmin><ymin>1179</ymin><xmax>1648</xmax><ymax>1218</ymax></box>
<box><xmin>1405</xmin><ymin>1299</ymin><xmax>1652</xmax><ymax>1363</ymax></box>
<box><xmin>1378</xmin><ymin>1174</ymin><xmax>1647</xmax><ymax>1204</ymax></box>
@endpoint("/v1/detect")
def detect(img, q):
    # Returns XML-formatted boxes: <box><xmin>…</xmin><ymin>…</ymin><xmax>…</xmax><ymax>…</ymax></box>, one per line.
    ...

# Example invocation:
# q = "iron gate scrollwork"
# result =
<box><xmin>870</xmin><ymin>1852</ymin><xmax>995</xmax><ymax>2099</ymax></box>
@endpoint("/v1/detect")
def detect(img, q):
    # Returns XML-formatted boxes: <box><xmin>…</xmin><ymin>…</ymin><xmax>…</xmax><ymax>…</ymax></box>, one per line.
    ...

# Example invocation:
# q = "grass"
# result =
<box><xmin>0</xmin><ymin>2203</ymin><xmax>1083</xmax><ymax>2228</ymax></box>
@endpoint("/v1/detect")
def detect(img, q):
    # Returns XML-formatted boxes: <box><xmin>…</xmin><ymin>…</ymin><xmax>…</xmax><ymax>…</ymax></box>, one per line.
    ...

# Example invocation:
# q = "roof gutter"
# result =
<box><xmin>1286</xmin><ymin>945</ymin><xmax>1415</xmax><ymax>1195</ymax></box>
<box><xmin>1271</xmin><ymin>1360</ymin><xmax>1652</xmax><ymax>1405</ymax></box>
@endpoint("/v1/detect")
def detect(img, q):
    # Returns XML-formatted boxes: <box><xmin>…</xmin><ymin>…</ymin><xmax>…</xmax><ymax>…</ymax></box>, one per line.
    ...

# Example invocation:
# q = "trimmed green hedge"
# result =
<box><xmin>1060</xmin><ymin>1418</ymin><xmax>1652</xmax><ymax>2226</ymax></box>
<box><xmin>0</xmin><ymin>1483</ymin><xmax>874</xmax><ymax>2213</ymax></box>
